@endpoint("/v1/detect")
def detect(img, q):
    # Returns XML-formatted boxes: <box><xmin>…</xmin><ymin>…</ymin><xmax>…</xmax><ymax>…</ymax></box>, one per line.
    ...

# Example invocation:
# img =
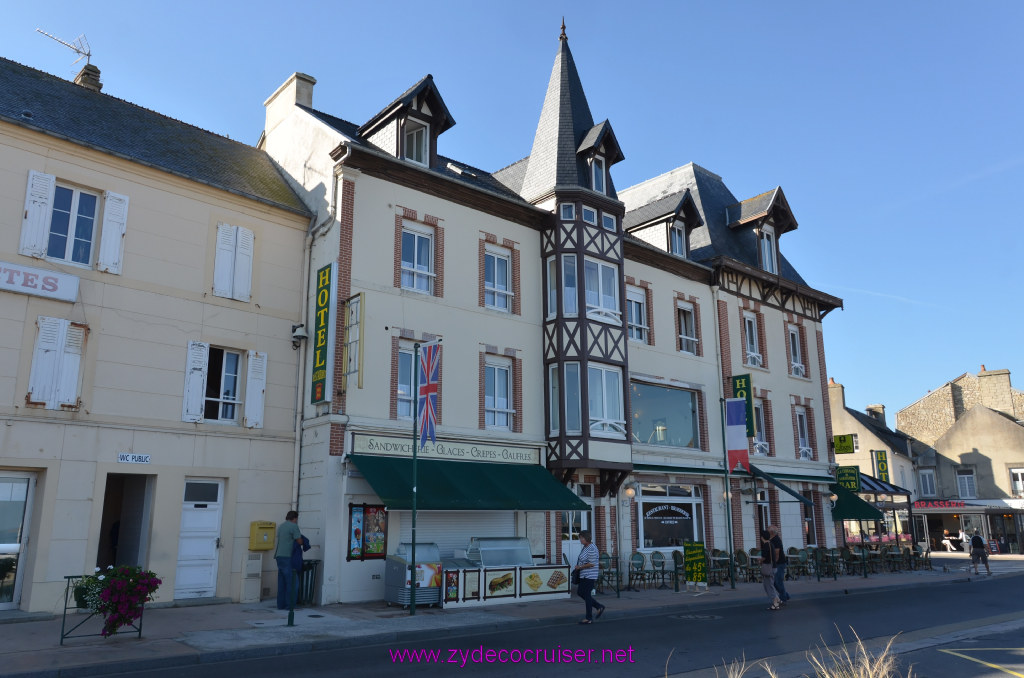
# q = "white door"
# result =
<box><xmin>175</xmin><ymin>479</ymin><xmax>223</xmax><ymax>599</ymax></box>
<box><xmin>0</xmin><ymin>473</ymin><xmax>35</xmax><ymax>610</ymax></box>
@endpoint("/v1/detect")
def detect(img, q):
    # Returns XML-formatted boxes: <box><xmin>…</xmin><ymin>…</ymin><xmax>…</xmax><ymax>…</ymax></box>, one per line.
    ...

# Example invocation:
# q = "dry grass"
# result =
<box><xmin>805</xmin><ymin>627</ymin><xmax>912</xmax><ymax>678</ymax></box>
<box><xmin>694</xmin><ymin>627</ymin><xmax>912</xmax><ymax>678</ymax></box>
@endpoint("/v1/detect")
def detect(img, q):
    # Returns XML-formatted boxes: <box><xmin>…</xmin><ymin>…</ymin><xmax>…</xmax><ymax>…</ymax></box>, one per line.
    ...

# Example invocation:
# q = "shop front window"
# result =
<box><xmin>637</xmin><ymin>484</ymin><xmax>703</xmax><ymax>548</ymax></box>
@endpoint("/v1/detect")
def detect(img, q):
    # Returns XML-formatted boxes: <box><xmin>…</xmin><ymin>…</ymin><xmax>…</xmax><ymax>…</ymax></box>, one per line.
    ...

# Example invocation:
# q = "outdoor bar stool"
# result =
<box><xmin>627</xmin><ymin>552</ymin><xmax>649</xmax><ymax>591</ymax></box>
<box><xmin>650</xmin><ymin>551</ymin><xmax>670</xmax><ymax>589</ymax></box>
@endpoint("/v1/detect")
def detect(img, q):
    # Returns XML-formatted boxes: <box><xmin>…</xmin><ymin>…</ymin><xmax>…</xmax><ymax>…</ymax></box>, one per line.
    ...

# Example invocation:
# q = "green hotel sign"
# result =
<box><xmin>311</xmin><ymin>263</ymin><xmax>337</xmax><ymax>404</ymax></box>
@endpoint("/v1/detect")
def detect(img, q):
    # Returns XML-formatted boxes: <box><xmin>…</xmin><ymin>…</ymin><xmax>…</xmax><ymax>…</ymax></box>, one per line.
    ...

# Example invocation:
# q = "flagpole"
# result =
<box><xmin>720</xmin><ymin>398</ymin><xmax>736</xmax><ymax>590</ymax></box>
<box><xmin>410</xmin><ymin>341</ymin><xmax>419</xmax><ymax>617</ymax></box>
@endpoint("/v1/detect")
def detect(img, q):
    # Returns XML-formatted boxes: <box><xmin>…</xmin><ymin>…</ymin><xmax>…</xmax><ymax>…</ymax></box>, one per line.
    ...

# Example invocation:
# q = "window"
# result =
<box><xmin>668</xmin><ymin>221</ymin><xmax>687</xmax><ymax>257</ymax></box>
<box><xmin>756</xmin><ymin>490</ymin><xmax>770</xmax><ymax>534</ymax></box>
<box><xmin>753</xmin><ymin>402</ymin><xmax>769</xmax><ymax>455</ymax></box>
<box><xmin>677</xmin><ymin>303</ymin><xmax>698</xmax><ymax>354</ymax></box>
<box><xmin>637</xmin><ymin>484</ymin><xmax>704</xmax><ymax>548</ymax></box>
<box><xmin>592</xmin><ymin>156</ymin><xmax>606</xmax><ymax>194</ymax></box>
<box><xmin>601</xmin><ymin>213</ymin><xmax>616</xmax><ymax>232</ymax></box>
<box><xmin>588</xmin><ymin>364</ymin><xmax>624</xmax><ymax>437</ymax></box>
<box><xmin>560</xmin><ymin>203</ymin><xmax>575</xmax><ymax>221</ymax></box>
<box><xmin>565</xmin><ymin>363</ymin><xmax>582</xmax><ymax>434</ymax></box>
<box><xmin>213</xmin><ymin>223</ymin><xmax>255</xmax><ymax>302</ymax></box>
<box><xmin>584</xmin><ymin>258</ymin><xmax>620</xmax><ymax>322</ymax></box>
<box><xmin>20</xmin><ymin>170</ymin><xmax>129</xmax><ymax>274</ymax></box>
<box><xmin>581</xmin><ymin>206</ymin><xmax>597</xmax><ymax>225</ymax></box>
<box><xmin>404</xmin><ymin>119</ymin><xmax>428</xmax><ymax>165</ymax></box>
<box><xmin>795</xmin><ymin>408</ymin><xmax>812</xmax><ymax>460</ymax></box>
<box><xmin>562</xmin><ymin>255</ymin><xmax>578</xmax><ymax>316</ymax></box>
<box><xmin>546</xmin><ymin>257</ymin><xmax>558</xmax><ymax>318</ymax></box>
<box><xmin>852</xmin><ymin>433</ymin><xmax>860</xmax><ymax>453</ymax></box>
<box><xmin>918</xmin><ymin>469</ymin><xmax>936</xmax><ymax>497</ymax></box>
<box><xmin>182</xmin><ymin>341</ymin><xmax>266</xmax><ymax>427</ymax></box>
<box><xmin>484</xmin><ymin>247</ymin><xmax>512</xmax><ymax>311</ymax></box>
<box><xmin>788</xmin><ymin>325</ymin><xmax>805</xmax><ymax>377</ymax></box>
<box><xmin>956</xmin><ymin>468</ymin><xmax>977</xmax><ymax>499</ymax></box>
<box><xmin>342</xmin><ymin>293</ymin><xmax>363</xmax><ymax>390</ymax></box>
<box><xmin>801</xmin><ymin>492</ymin><xmax>817</xmax><ymax>546</ymax></box>
<box><xmin>759</xmin><ymin>225</ymin><xmax>777</xmax><ymax>274</ymax></box>
<box><xmin>27</xmin><ymin>316</ymin><xmax>85</xmax><ymax>410</ymax></box>
<box><xmin>397</xmin><ymin>347</ymin><xmax>413</xmax><ymax>419</ymax></box>
<box><xmin>1010</xmin><ymin>468</ymin><xmax>1024</xmax><ymax>497</ymax></box>
<box><xmin>744</xmin><ymin>313</ymin><xmax>762</xmax><ymax>367</ymax></box>
<box><xmin>484</xmin><ymin>358</ymin><xmax>513</xmax><ymax>429</ymax></box>
<box><xmin>401</xmin><ymin>223</ymin><xmax>433</xmax><ymax>293</ymax></box>
<box><xmin>626</xmin><ymin>287</ymin><xmax>648</xmax><ymax>342</ymax></box>
<box><xmin>548</xmin><ymin>364</ymin><xmax>560</xmax><ymax>434</ymax></box>
<box><xmin>629</xmin><ymin>381</ymin><xmax>700</xmax><ymax>448</ymax></box>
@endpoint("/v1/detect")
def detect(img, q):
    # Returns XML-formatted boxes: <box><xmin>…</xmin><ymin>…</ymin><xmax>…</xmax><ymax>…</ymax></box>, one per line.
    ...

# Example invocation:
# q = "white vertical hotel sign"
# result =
<box><xmin>310</xmin><ymin>262</ymin><xmax>337</xmax><ymax>404</ymax></box>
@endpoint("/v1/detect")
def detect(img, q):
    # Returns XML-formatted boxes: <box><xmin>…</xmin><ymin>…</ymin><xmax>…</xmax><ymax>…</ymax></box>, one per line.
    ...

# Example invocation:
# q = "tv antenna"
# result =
<box><xmin>35</xmin><ymin>29</ymin><xmax>91</xmax><ymax>65</ymax></box>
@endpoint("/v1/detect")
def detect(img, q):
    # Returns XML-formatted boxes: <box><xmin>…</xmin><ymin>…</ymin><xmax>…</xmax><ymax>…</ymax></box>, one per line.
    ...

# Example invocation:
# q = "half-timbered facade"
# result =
<box><xmin>261</xmin><ymin>25</ymin><xmax>844</xmax><ymax>603</ymax></box>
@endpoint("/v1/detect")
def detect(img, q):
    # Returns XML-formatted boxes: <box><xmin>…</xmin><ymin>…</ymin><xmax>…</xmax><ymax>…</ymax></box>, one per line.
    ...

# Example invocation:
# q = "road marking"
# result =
<box><xmin>938</xmin><ymin>648</ymin><xmax>1024</xmax><ymax>677</ymax></box>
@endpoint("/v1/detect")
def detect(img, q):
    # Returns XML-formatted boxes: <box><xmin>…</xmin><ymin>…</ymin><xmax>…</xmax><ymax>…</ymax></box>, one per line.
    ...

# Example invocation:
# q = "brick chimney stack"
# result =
<box><xmin>866</xmin><ymin>404</ymin><xmax>886</xmax><ymax>427</ymax></box>
<box><xmin>74</xmin><ymin>64</ymin><xmax>102</xmax><ymax>92</ymax></box>
<box><xmin>978</xmin><ymin>367</ymin><xmax>1015</xmax><ymax>418</ymax></box>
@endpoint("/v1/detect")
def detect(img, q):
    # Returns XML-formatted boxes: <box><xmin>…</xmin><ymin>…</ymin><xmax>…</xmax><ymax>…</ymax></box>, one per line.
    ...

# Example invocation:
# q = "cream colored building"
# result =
<box><xmin>0</xmin><ymin>58</ymin><xmax>310</xmax><ymax>612</ymax></box>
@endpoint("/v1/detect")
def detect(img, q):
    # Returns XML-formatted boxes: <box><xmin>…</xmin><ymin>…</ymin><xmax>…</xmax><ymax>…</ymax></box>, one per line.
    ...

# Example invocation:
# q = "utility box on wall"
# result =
<box><xmin>249</xmin><ymin>521</ymin><xmax>276</xmax><ymax>551</ymax></box>
<box><xmin>241</xmin><ymin>552</ymin><xmax>263</xmax><ymax>603</ymax></box>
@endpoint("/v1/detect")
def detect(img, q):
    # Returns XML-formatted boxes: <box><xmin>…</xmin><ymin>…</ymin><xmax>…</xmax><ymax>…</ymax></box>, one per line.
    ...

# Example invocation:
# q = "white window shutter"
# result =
<box><xmin>55</xmin><ymin>324</ymin><xmax>86</xmax><ymax>407</ymax></box>
<box><xmin>243</xmin><ymin>350</ymin><xmax>266</xmax><ymax>429</ymax></box>
<box><xmin>20</xmin><ymin>171</ymin><xmax>56</xmax><ymax>258</ymax></box>
<box><xmin>96</xmin><ymin>191</ymin><xmax>130</xmax><ymax>274</ymax></box>
<box><xmin>182</xmin><ymin>341</ymin><xmax>210</xmax><ymax>422</ymax></box>
<box><xmin>28</xmin><ymin>316</ymin><xmax>66</xmax><ymax>408</ymax></box>
<box><xmin>212</xmin><ymin>223</ymin><xmax>237</xmax><ymax>298</ymax></box>
<box><xmin>232</xmin><ymin>226</ymin><xmax>254</xmax><ymax>302</ymax></box>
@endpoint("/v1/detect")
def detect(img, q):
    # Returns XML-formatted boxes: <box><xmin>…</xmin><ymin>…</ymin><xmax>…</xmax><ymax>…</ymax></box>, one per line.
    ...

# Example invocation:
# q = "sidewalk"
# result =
<box><xmin>2</xmin><ymin>553</ymin><xmax>1021</xmax><ymax>678</ymax></box>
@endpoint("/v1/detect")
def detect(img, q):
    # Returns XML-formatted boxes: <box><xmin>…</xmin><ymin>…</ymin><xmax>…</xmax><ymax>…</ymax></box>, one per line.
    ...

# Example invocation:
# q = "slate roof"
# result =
<box><xmin>512</xmin><ymin>35</ymin><xmax>604</xmax><ymax>202</ymax></box>
<box><xmin>622</xmin><ymin>189</ymin><xmax>703</xmax><ymax>231</ymax></box>
<box><xmin>619</xmin><ymin>163</ymin><xmax>808</xmax><ymax>286</ymax></box>
<box><xmin>725</xmin><ymin>187</ymin><xmax>797</xmax><ymax>233</ymax></box>
<box><xmin>0</xmin><ymin>57</ymin><xmax>309</xmax><ymax>215</ymax></box>
<box><xmin>846</xmin><ymin>408</ymin><xmax>914</xmax><ymax>459</ymax></box>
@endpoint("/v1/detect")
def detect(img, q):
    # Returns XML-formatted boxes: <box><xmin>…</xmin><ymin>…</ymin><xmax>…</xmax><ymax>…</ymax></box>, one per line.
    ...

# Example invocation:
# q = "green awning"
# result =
<box><xmin>349</xmin><ymin>454</ymin><xmax>590</xmax><ymax>511</ymax></box>
<box><xmin>829</xmin><ymin>483</ymin><xmax>884</xmax><ymax>521</ymax></box>
<box><xmin>749</xmin><ymin>464</ymin><xmax>814</xmax><ymax>506</ymax></box>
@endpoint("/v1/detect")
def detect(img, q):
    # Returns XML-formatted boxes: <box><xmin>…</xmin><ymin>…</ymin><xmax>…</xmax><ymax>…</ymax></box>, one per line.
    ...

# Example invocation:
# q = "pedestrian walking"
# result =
<box><xmin>760</xmin><ymin>529</ymin><xmax>781</xmax><ymax>611</ymax></box>
<box><xmin>768</xmin><ymin>525</ymin><xmax>790</xmax><ymax>605</ymax></box>
<box><xmin>970</xmin><ymin>529</ymin><xmax>991</xmax><ymax>575</ymax></box>
<box><xmin>571</xmin><ymin>530</ymin><xmax>605</xmax><ymax>624</ymax></box>
<box><xmin>275</xmin><ymin>510</ymin><xmax>303</xmax><ymax>610</ymax></box>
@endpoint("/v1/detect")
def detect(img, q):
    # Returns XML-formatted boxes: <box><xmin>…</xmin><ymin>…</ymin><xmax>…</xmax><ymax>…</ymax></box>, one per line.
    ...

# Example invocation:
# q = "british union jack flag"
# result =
<box><xmin>418</xmin><ymin>342</ymin><xmax>441</xmax><ymax>447</ymax></box>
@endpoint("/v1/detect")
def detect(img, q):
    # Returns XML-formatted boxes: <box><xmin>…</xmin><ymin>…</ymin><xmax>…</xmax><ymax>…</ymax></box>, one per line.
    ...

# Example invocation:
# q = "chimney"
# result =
<box><xmin>978</xmin><ymin>367</ymin><xmax>1015</xmax><ymax>418</ymax></box>
<box><xmin>865</xmin><ymin>404</ymin><xmax>886</xmax><ymax>427</ymax></box>
<box><xmin>74</xmin><ymin>64</ymin><xmax>102</xmax><ymax>92</ymax></box>
<box><xmin>828</xmin><ymin>378</ymin><xmax>846</xmax><ymax>413</ymax></box>
<box><xmin>264</xmin><ymin>72</ymin><xmax>316</xmax><ymax>135</ymax></box>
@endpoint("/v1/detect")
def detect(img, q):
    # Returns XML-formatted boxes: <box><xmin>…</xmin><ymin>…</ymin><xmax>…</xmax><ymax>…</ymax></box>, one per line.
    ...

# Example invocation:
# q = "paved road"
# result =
<box><xmin>900</xmin><ymin>626</ymin><xmax>1024</xmax><ymax>678</ymax></box>
<box><xmin>115</xmin><ymin>573</ymin><xmax>1024</xmax><ymax>678</ymax></box>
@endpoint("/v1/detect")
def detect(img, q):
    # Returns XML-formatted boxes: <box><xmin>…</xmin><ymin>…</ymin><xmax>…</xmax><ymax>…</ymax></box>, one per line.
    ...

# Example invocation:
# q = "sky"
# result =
<box><xmin>3</xmin><ymin>1</ymin><xmax>1022</xmax><ymax>423</ymax></box>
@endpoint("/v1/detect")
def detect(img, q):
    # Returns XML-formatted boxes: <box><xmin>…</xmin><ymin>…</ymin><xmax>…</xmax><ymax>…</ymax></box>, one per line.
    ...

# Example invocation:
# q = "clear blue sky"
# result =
<box><xmin>4</xmin><ymin>1</ymin><xmax>1022</xmax><ymax>422</ymax></box>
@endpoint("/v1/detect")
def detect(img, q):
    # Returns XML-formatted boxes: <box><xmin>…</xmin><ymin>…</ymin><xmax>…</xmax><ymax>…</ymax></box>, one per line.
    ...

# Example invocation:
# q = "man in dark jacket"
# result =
<box><xmin>768</xmin><ymin>525</ymin><xmax>790</xmax><ymax>604</ymax></box>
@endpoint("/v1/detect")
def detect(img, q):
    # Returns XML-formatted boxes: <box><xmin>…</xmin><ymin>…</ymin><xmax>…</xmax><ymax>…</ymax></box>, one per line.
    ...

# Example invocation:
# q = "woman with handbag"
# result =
<box><xmin>571</xmin><ymin>531</ymin><xmax>605</xmax><ymax>624</ymax></box>
<box><xmin>760</xmin><ymin>529</ymin><xmax>781</xmax><ymax>611</ymax></box>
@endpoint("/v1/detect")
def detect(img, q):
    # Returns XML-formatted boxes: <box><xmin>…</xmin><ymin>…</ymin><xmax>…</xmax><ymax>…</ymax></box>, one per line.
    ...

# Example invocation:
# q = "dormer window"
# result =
<box><xmin>404</xmin><ymin>119</ymin><xmax>428</xmax><ymax>166</ymax></box>
<box><xmin>592</xmin><ymin>156</ymin><xmax>606</xmax><ymax>194</ymax></box>
<box><xmin>669</xmin><ymin>220</ymin><xmax>688</xmax><ymax>258</ymax></box>
<box><xmin>759</xmin><ymin>225</ymin><xmax>777</xmax><ymax>274</ymax></box>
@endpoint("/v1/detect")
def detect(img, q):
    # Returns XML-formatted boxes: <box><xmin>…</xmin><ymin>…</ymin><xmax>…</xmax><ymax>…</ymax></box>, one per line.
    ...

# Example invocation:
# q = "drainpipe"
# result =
<box><xmin>711</xmin><ymin>283</ymin><xmax>735</xmax><ymax>588</ymax></box>
<box><xmin>291</xmin><ymin>151</ymin><xmax>346</xmax><ymax>509</ymax></box>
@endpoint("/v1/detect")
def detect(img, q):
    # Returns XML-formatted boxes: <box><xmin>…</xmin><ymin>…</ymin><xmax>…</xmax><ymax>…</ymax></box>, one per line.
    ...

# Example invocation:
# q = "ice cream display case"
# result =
<box><xmin>441</xmin><ymin>537</ymin><xmax>570</xmax><ymax>607</ymax></box>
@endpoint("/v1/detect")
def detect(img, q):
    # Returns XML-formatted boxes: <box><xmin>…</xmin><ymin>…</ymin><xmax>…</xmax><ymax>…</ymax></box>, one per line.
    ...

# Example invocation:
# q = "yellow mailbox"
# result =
<box><xmin>249</xmin><ymin>521</ymin><xmax>276</xmax><ymax>551</ymax></box>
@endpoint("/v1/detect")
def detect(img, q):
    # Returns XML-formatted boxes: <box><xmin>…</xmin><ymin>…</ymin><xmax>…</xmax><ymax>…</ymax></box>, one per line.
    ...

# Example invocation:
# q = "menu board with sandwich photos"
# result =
<box><xmin>519</xmin><ymin>566</ymin><xmax>570</xmax><ymax>596</ymax></box>
<box><xmin>347</xmin><ymin>503</ymin><xmax>388</xmax><ymax>561</ymax></box>
<box><xmin>483</xmin><ymin>568</ymin><xmax>516</xmax><ymax>599</ymax></box>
